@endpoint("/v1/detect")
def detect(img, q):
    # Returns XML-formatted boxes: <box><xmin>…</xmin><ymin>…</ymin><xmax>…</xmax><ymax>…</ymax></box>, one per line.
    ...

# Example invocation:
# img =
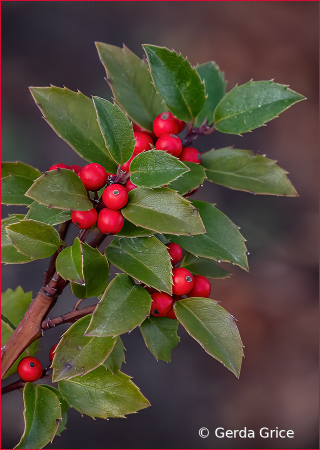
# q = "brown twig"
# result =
<box><xmin>87</xmin><ymin>231</ymin><xmax>108</xmax><ymax>249</ymax></box>
<box><xmin>1</xmin><ymin>372</ymin><xmax>51</xmax><ymax>396</ymax></box>
<box><xmin>41</xmin><ymin>304</ymin><xmax>97</xmax><ymax>330</ymax></box>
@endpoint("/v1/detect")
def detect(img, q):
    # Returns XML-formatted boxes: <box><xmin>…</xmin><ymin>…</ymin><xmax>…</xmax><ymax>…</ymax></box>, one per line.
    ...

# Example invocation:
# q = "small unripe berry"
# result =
<box><xmin>48</xmin><ymin>163</ymin><xmax>68</xmax><ymax>171</ymax></box>
<box><xmin>69</xmin><ymin>165</ymin><xmax>82</xmax><ymax>175</ymax></box>
<box><xmin>155</xmin><ymin>134</ymin><xmax>183</xmax><ymax>157</ymax></box>
<box><xmin>49</xmin><ymin>343</ymin><xmax>58</xmax><ymax>362</ymax></box>
<box><xmin>153</xmin><ymin>112</ymin><xmax>179</xmax><ymax>137</ymax></box>
<box><xmin>180</xmin><ymin>147</ymin><xmax>201</xmax><ymax>164</ymax></box>
<box><xmin>125</xmin><ymin>179</ymin><xmax>137</xmax><ymax>192</ymax></box>
<box><xmin>172</xmin><ymin>267</ymin><xmax>194</xmax><ymax>295</ymax></box>
<box><xmin>150</xmin><ymin>292</ymin><xmax>174</xmax><ymax>317</ymax></box>
<box><xmin>97</xmin><ymin>208</ymin><xmax>124</xmax><ymax>234</ymax></box>
<box><xmin>133</xmin><ymin>132</ymin><xmax>154</xmax><ymax>155</ymax></box>
<box><xmin>188</xmin><ymin>275</ymin><xmax>211</xmax><ymax>298</ymax></box>
<box><xmin>166</xmin><ymin>243</ymin><xmax>183</xmax><ymax>264</ymax></box>
<box><xmin>80</xmin><ymin>163</ymin><xmax>109</xmax><ymax>191</ymax></box>
<box><xmin>166</xmin><ymin>307</ymin><xmax>177</xmax><ymax>319</ymax></box>
<box><xmin>72</xmin><ymin>208</ymin><xmax>97</xmax><ymax>229</ymax></box>
<box><xmin>121</xmin><ymin>154</ymin><xmax>135</xmax><ymax>172</ymax></box>
<box><xmin>17</xmin><ymin>356</ymin><xmax>43</xmax><ymax>382</ymax></box>
<box><xmin>102</xmin><ymin>184</ymin><xmax>128</xmax><ymax>210</ymax></box>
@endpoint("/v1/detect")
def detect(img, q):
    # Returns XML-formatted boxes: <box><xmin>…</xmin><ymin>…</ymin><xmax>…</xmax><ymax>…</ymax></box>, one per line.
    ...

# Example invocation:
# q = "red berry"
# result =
<box><xmin>49</xmin><ymin>343</ymin><xmax>58</xmax><ymax>362</ymax></box>
<box><xmin>172</xmin><ymin>267</ymin><xmax>195</xmax><ymax>295</ymax></box>
<box><xmin>153</xmin><ymin>112</ymin><xmax>179</xmax><ymax>137</ymax></box>
<box><xmin>17</xmin><ymin>356</ymin><xmax>43</xmax><ymax>382</ymax></box>
<box><xmin>155</xmin><ymin>134</ymin><xmax>183</xmax><ymax>157</ymax></box>
<box><xmin>188</xmin><ymin>275</ymin><xmax>211</xmax><ymax>298</ymax></box>
<box><xmin>166</xmin><ymin>243</ymin><xmax>183</xmax><ymax>264</ymax></box>
<box><xmin>121</xmin><ymin>154</ymin><xmax>135</xmax><ymax>172</ymax></box>
<box><xmin>80</xmin><ymin>163</ymin><xmax>109</xmax><ymax>191</ymax></box>
<box><xmin>176</xmin><ymin>119</ymin><xmax>185</xmax><ymax>133</ymax></box>
<box><xmin>97</xmin><ymin>208</ymin><xmax>124</xmax><ymax>234</ymax></box>
<box><xmin>133</xmin><ymin>132</ymin><xmax>154</xmax><ymax>155</ymax></box>
<box><xmin>102</xmin><ymin>184</ymin><xmax>128</xmax><ymax>210</ymax></box>
<box><xmin>72</xmin><ymin>208</ymin><xmax>97</xmax><ymax>229</ymax></box>
<box><xmin>69</xmin><ymin>164</ymin><xmax>82</xmax><ymax>175</ymax></box>
<box><xmin>125</xmin><ymin>179</ymin><xmax>137</xmax><ymax>192</ymax></box>
<box><xmin>133</xmin><ymin>123</ymin><xmax>156</xmax><ymax>140</ymax></box>
<box><xmin>48</xmin><ymin>163</ymin><xmax>68</xmax><ymax>171</ymax></box>
<box><xmin>166</xmin><ymin>307</ymin><xmax>177</xmax><ymax>319</ymax></box>
<box><xmin>180</xmin><ymin>147</ymin><xmax>201</xmax><ymax>164</ymax></box>
<box><xmin>150</xmin><ymin>292</ymin><xmax>173</xmax><ymax>317</ymax></box>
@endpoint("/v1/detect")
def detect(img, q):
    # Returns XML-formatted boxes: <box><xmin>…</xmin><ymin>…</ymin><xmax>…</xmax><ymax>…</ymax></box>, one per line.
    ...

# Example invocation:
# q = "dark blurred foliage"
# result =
<box><xmin>1</xmin><ymin>2</ymin><xmax>318</xmax><ymax>449</ymax></box>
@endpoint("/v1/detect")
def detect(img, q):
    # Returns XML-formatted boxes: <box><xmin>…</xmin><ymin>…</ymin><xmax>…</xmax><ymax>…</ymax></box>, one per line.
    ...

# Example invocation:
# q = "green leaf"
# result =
<box><xmin>52</xmin><ymin>316</ymin><xmax>116</xmax><ymax>382</ymax></box>
<box><xmin>93</xmin><ymin>97</ymin><xmax>135</xmax><ymax>165</ymax></box>
<box><xmin>71</xmin><ymin>241</ymin><xmax>109</xmax><ymax>299</ymax></box>
<box><xmin>168</xmin><ymin>161</ymin><xmax>206</xmax><ymax>195</ymax></box>
<box><xmin>181</xmin><ymin>252</ymin><xmax>230</xmax><ymax>279</ymax></box>
<box><xmin>25</xmin><ymin>169</ymin><xmax>93</xmax><ymax>211</ymax></box>
<box><xmin>174</xmin><ymin>298</ymin><xmax>244</xmax><ymax>377</ymax></box>
<box><xmin>116</xmin><ymin>219</ymin><xmax>154</xmax><ymax>238</ymax></box>
<box><xmin>194</xmin><ymin>61</ymin><xmax>227</xmax><ymax>128</ymax></box>
<box><xmin>6</xmin><ymin>219</ymin><xmax>60</xmax><ymax>260</ymax></box>
<box><xmin>105</xmin><ymin>236</ymin><xmax>172</xmax><ymax>293</ymax></box>
<box><xmin>1</xmin><ymin>215</ymin><xmax>33</xmax><ymax>264</ymax></box>
<box><xmin>104</xmin><ymin>336</ymin><xmax>126</xmax><ymax>373</ymax></box>
<box><xmin>214</xmin><ymin>80</ymin><xmax>305</xmax><ymax>134</ymax></box>
<box><xmin>56</xmin><ymin>242</ymin><xmax>83</xmax><ymax>285</ymax></box>
<box><xmin>1</xmin><ymin>162</ymin><xmax>41</xmax><ymax>205</ymax></box>
<box><xmin>1</xmin><ymin>286</ymin><xmax>33</xmax><ymax>327</ymax></box>
<box><xmin>14</xmin><ymin>383</ymin><xmax>62</xmax><ymax>449</ymax></box>
<box><xmin>41</xmin><ymin>386</ymin><xmax>68</xmax><ymax>437</ymax></box>
<box><xmin>201</xmin><ymin>147</ymin><xmax>298</xmax><ymax>196</ymax></box>
<box><xmin>26</xmin><ymin>202</ymin><xmax>72</xmax><ymax>225</ymax></box>
<box><xmin>130</xmin><ymin>150</ymin><xmax>189</xmax><ymax>188</ymax></box>
<box><xmin>59</xmin><ymin>365</ymin><xmax>150</xmax><ymax>418</ymax></box>
<box><xmin>140</xmin><ymin>316</ymin><xmax>180</xmax><ymax>362</ymax></box>
<box><xmin>29</xmin><ymin>86</ymin><xmax>117</xmax><ymax>173</ymax></box>
<box><xmin>96</xmin><ymin>42</ymin><xmax>166</xmax><ymax>131</ymax></box>
<box><xmin>167</xmin><ymin>200</ymin><xmax>248</xmax><ymax>270</ymax></box>
<box><xmin>143</xmin><ymin>45</ymin><xmax>205</xmax><ymax>122</ymax></box>
<box><xmin>1</xmin><ymin>161</ymin><xmax>41</xmax><ymax>180</ymax></box>
<box><xmin>122</xmin><ymin>187</ymin><xmax>205</xmax><ymax>235</ymax></box>
<box><xmin>85</xmin><ymin>273</ymin><xmax>152</xmax><ymax>337</ymax></box>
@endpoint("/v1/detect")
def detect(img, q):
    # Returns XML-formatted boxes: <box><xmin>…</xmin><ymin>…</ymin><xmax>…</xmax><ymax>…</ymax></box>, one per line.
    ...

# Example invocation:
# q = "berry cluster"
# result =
<box><xmin>148</xmin><ymin>242</ymin><xmax>212</xmax><ymax>320</ymax></box>
<box><xmin>121</xmin><ymin>112</ymin><xmax>201</xmax><ymax>189</ymax></box>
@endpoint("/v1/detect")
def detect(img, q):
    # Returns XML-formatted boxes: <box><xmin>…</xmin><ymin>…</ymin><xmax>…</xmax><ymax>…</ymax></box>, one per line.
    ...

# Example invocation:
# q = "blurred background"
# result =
<box><xmin>1</xmin><ymin>1</ymin><xmax>318</xmax><ymax>449</ymax></box>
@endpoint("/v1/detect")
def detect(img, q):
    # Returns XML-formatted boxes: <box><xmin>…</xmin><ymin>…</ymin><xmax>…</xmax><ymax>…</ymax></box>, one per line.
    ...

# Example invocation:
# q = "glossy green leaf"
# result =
<box><xmin>167</xmin><ymin>200</ymin><xmax>248</xmax><ymax>270</ymax></box>
<box><xmin>122</xmin><ymin>187</ymin><xmax>205</xmax><ymax>235</ymax></box>
<box><xmin>104</xmin><ymin>336</ymin><xmax>126</xmax><ymax>373</ymax></box>
<box><xmin>6</xmin><ymin>219</ymin><xmax>60</xmax><ymax>260</ymax></box>
<box><xmin>93</xmin><ymin>97</ymin><xmax>135</xmax><ymax>165</ymax></box>
<box><xmin>194</xmin><ymin>61</ymin><xmax>227</xmax><ymax>127</ymax></box>
<box><xmin>15</xmin><ymin>383</ymin><xmax>61</xmax><ymax>449</ymax></box>
<box><xmin>1</xmin><ymin>287</ymin><xmax>33</xmax><ymax>326</ymax></box>
<box><xmin>1</xmin><ymin>162</ymin><xmax>41</xmax><ymax>206</ymax></box>
<box><xmin>174</xmin><ymin>298</ymin><xmax>244</xmax><ymax>377</ymax></box>
<box><xmin>201</xmin><ymin>147</ymin><xmax>298</xmax><ymax>196</ymax></box>
<box><xmin>1</xmin><ymin>215</ymin><xmax>33</xmax><ymax>264</ymax></box>
<box><xmin>85</xmin><ymin>274</ymin><xmax>152</xmax><ymax>337</ymax></box>
<box><xmin>214</xmin><ymin>80</ymin><xmax>305</xmax><ymax>134</ymax></box>
<box><xmin>143</xmin><ymin>45</ymin><xmax>205</xmax><ymax>122</ymax></box>
<box><xmin>26</xmin><ymin>202</ymin><xmax>72</xmax><ymax>225</ymax></box>
<box><xmin>96</xmin><ymin>42</ymin><xmax>166</xmax><ymax>131</ymax></box>
<box><xmin>168</xmin><ymin>162</ymin><xmax>206</xmax><ymax>195</ymax></box>
<box><xmin>140</xmin><ymin>316</ymin><xmax>180</xmax><ymax>362</ymax></box>
<box><xmin>116</xmin><ymin>219</ymin><xmax>154</xmax><ymax>238</ymax></box>
<box><xmin>1</xmin><ymin>161</ymin><xmax>41</xmax><ymax>180</ymax></box>
<box><xmin>130</xmin><ymin>150</ymin><xmax>189</xmax><ymax>187</ymax></box>
<box><xmin>71</xmin><ymin>241</ymin><xmax>109</xmax><ymax>299</ymax></box>
<box><xmin>106</xmin><ymin>236</ymin><xmax>172</xmax><ymax>293</ymax></box>
<box><xmin>52</xmin><ymin>316</ymin><xmax>116</xmax><ymax>382</ymax></box>
<box><xmin>59</xmin><ymin>365</ymin><xmax>150</xmax><ymax>418</ymax></box>
<box><xmin>181</xmin><ymin>252</ymin><xmax>230</xmax><ymax>279</ymax></box>
<box><xmin>56</xmin><ymin>244</ymin><xmax>83</xmax><ymax>285</ymax></box>
<box><xmin>29</xmin><ymin>86</ymin><xmax>117</xmax><ymax>172</ymax></box>
<box><xmin>25</xmin><ymin>169</ymin><xmax>92</xmax><ymax>211</ymax></box>
<box><xmin>41</xmin><ymin>386</ymin><xmax>68</xmax><ymax>437</ymax></box>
